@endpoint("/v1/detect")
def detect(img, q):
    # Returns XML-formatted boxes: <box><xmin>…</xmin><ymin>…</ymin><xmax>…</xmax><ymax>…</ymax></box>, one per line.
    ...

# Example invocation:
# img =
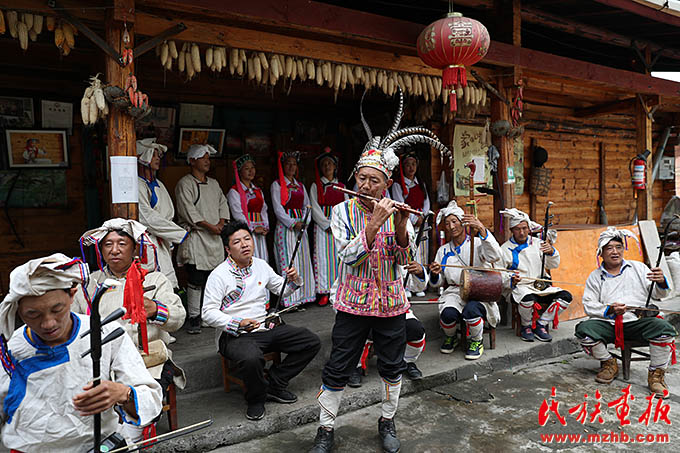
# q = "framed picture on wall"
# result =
<box><xmin>0</xmin><ymin>96</ymin><xmax>34</xmax><ymax>128</ymax></box>
<box><xmin>135</xmin><ymin>106</ymin><xmax>177</xmax><ymax>153</ymax></box>
<box><xmin>5</xmin><ymin>129</ymin><xmax>69</xmax><ymax>168</ymax></box>
<box><xmin>177</xmin><ymin>128</ymin><xmax>225</xmax><ymax>158</ymax></box>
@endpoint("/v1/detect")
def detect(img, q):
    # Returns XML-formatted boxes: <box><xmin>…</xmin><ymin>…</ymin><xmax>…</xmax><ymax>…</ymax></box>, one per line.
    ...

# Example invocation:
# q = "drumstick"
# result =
<box><xmin>437</xmin><ymin>264</ymin><xmax>584</xmax><ymax>286</ymax></box>
<box><xmin>332</xmin><ymin>185</ymin><xmax>424</xmax><ymax>217</ymax></box>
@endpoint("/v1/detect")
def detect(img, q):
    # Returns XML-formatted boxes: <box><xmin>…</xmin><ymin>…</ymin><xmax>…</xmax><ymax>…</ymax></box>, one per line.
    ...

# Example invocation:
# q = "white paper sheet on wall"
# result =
<box><xmin>110</xmin><ymin>156</ymin><xmax>138</xmax><ymax>203</ymax></box>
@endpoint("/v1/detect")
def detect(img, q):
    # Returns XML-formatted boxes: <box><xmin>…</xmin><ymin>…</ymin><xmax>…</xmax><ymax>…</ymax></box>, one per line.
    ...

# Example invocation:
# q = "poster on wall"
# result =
<box><xmin>135</xmin><ymin>106</ymin><xmax>177</xmax><ymax>153</ymax></box>
<box><xmin>5</xmin><ymin>129</ymin><xmax>69</xmax><ymax>168</ymax></box>
<box><xmin>178</xmin><ymin>128</ymin><xmax>225</xmax><ymax>158</ymax></box>
<box><xmin>41</xmin><ymin>100</ymin><xmax>73</xmax><ymax>134</ymax></box>
<box><xmin>452</xmin><ymin>125</ymin><xmax>491</xmax><ymax>196</ymax></box>
<box><xmin>179</xmin><ymin>103</ymin><xmax>214</xmax><ymax>127</ymax></box>
<box><xmin>0</xmin><ymin>169</ymin><xmax>67</xmax><ymax>208</ymax></box>
<box><xmin>513</xmin><ymin>136</ymin><xmax>525</xmax><ymax>195</ymax></box>
<box><xmin>0</xmin><ymin>96</ymin><xmax>34</xmax><ymax>128</ymax></box>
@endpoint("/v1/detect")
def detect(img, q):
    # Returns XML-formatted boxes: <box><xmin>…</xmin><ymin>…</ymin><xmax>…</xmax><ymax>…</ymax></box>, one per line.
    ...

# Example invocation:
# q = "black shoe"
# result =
<box><xmin>246</xmin><ymin>402</ymin><xmax>265</xmax><ymax>420</ymax></box>
<box><xmin>405</xmin><ymin>362</ymin><xmax>423</xmax><ymax>380</ymax></box>
<box><xmin>186</xmin><ymin>316</ymin><xmax>201</xmax><ymax>334</ymax></box>
<box><xmin>309</xmin><ymin>427</ymin><xmax>334</xmax><ymax>453</ymax></box>
<box><xmin>348</xmin><ymin>366</ymin><xmax>363</xmax><ymax>388</ymax></box>
<box><xmin>266</xmin><ymin>387</ymin><xmax>298</xmax><ymax>404</ymax></box>
<box><xmin>378</xmin><ymin>417</ymin><xmax>400</xmax><ymax>453</ymax></box>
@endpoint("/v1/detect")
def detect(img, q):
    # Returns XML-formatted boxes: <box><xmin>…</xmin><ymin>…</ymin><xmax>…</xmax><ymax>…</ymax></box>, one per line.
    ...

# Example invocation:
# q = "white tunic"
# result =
<box><xmin>0</xmin><ymin>313</ymin><xmax>162</xmax><ymax>453</ymax></box>
<box><xmin>138</xmin><ymin>176</ymin><xmax>188</xmax><ymax>288</ymax></box>
<box><xmin>500</xmin><ymin>236</ymin><xmax>563</xmax><ymax>302</ymax></box>
<box><xmin>583</xmin><ymin>259</ymin><xmax>671</xmax><ymax>324</ymax></box>
<box><xmin>73</xmin><ymin>268</ymin><xmax>186</xmax><ymax>386</ymax></box>
<box><xmin>429</xmin><ymin>232</ymin><xmax>503</xmax><ymax>326</ymax></box>
<box><xmin>270</xmin><ymin>178</ymin><xmax>316</xmax><ymax>306</ymax></box>
<box><xmin>310</xmin><ymin>177</ymin><xmax>348</xmax><ymax>293</ymax></box>
<box><xmin>227</xmin><ymin>181</ymin><xmax>269</xmax><ymax>261</ymax></box>
<box><xmin>175</xmin><ymin>174</ymin><xmax>231</xmax><ymax>271</ymax></box>
<box><xmin>202</xmin><ymin>257</ymin><xmax>302</xmax><ymax>350</ymax></box>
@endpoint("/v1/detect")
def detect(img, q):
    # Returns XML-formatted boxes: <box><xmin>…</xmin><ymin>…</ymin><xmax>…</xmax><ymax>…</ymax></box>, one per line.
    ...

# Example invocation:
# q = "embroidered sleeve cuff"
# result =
<box><xmin>149</xmin><ymin>301</ymin><xmax>169</xmax><ymax>325</ymax></box>
<box><xmin>226</xmin><ymin>317</ymin><xmax>243</xmax><ymax>336</ymax></box>
<box><xmin>115</xmin><ymin>386</ymin><xmax>140</xmax><ymax>426</ymax></box>
<box><xmin>478</xmin><ymin>229</ymin><xmax>489</xmax><ymax>240</ymax></box>
<box><xmin>603</xmin><ymin>306</ymin><xmax>616</xmax><ymax>320</ymax></box>
<box><xmin>658</xmin><ymin>276</ymin><xmax>669</xmax><ymax>290</ymax></box>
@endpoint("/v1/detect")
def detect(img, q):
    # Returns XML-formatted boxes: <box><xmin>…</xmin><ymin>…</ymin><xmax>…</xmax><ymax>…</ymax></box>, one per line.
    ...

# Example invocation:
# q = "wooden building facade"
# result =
<box><xmin>0</xmin><ymin>0</ymin><xmax>678</xmax><ymax>291</ymax></box>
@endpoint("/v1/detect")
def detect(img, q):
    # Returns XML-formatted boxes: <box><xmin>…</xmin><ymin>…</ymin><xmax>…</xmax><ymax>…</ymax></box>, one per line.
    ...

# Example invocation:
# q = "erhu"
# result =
<box><xmin>533</xmin><ymin>202</ymin><xmax>554</xmax><ymax>291</ymax></box>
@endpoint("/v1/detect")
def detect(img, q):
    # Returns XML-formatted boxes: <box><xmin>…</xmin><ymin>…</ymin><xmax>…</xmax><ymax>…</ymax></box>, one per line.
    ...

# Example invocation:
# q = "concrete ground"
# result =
<box><xmin>214</xmin><ymin>355</ymin><xmax>680</xmax><ymax>453</ymax></box>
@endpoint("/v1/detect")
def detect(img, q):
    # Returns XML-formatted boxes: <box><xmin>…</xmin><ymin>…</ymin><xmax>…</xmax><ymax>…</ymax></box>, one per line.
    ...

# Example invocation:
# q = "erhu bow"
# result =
<box><xmin>533</xmin><ymin>202</ymin><xmax>554</xmax><ymax>291</ymax></box>
<box><xmin>464</xmin><ymin>161</ymin><xmax>477</xmax><ymax>266</ymax></box>
<box><xmin>404</xmin><ymin>210</ymin><xmax>435</xmax><ymax>287</ymax></box>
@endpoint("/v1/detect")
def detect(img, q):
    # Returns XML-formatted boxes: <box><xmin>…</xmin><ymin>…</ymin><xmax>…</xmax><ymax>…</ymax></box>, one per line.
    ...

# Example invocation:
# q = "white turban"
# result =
<box><xmin>186</xmin><ymin>143</ymin><xmax>217</xmax><ymax>164</ymax></box>
<box><xmin>80</xmin><ymin>218</ymin><xmax>148</xmax><ymax>246</ymax></box>
<box><xmin>597</xmin><ymin>227</ymin><xmax>637</xmax><ymax>256</ymax></box>
<box><xmin>436</xmin><ymin>200</ymin><xmax>465</xmax><ymax>224</ymax></box>
<box><xmin>500</xmin><ymin>208</ymin><xmax>557</xmax><ymax>243</ymax></box>
<box><xmin>0</xmin><ymin>253</ymin><xmax>88</xmax><ymax>340</ymax></box>
<box><xmin>136</xmin><ymin>138</ymin><xmax>167</xmax><ymax>166</ymax></box>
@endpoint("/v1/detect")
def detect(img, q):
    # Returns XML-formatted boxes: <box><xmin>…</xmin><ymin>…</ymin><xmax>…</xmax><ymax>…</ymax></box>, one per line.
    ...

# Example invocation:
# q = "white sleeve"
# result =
<box><xmin>227</xmin><ymin>188</ymin><xmax>248</xmax><ymax>223</ymax></box>
<box><xmin>302</xmin><ymin>185</ymin><xmax>312</xmax><ymax>227</ymax></box>
<box><xmin>479</xmin><ymin>230</ymin><xmax>502</xmax><ymax>264</ymax></box>
<box><xmin>271</xmin><ymin>181</ymin><xmax>296</xmax><ymax>229</ymax></box>
<box><xmin>582</xmin><ymin>272</ymin><xmax>609</xmax><ymax>319</ymax></box>
<box><xmin>544</xmin><ymin>244</ymin><xmax>561</xmax><ymax>270</ymax></box>
<box><xmin>138</xmin><ymin>185</ymin><xmax>187</xmax><ymax>245</ymax></box>
<box><xmin>261</xmin><ymin>195</ymin><xmax>270</xmax><ymax>229</ymax></box>
<box><xmin>265</xmin><ymin>263</ymin><xmax>302</xmax><ymax>297</ymax></box>
<box><xmin>429</xmin><ymin>246</ymin><xmax>445</xmax><ymax>289</ymax></box>
<box><xmin>202</xmin><ymin>270</ymin><xmax>242</xmax><ymax>336</ymax></box>
<box><xmin>310</xmin><ymin>183</ymin><xmax>331</xmax><ymax>230</ymax></box>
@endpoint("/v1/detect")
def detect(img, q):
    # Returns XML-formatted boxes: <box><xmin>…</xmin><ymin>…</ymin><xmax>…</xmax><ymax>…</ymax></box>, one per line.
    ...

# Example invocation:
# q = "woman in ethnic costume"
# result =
<box><xmin>270</xmin><ymin>151</ymin><xmax>316</xmax><ymax>307</ymax></box>
<box><xmin>228</xmin><ymin>154</ymin><xmax>270</xmax><ymax>261</ymax></box>
<box><xmin>309</xmin><ymin>148</ymin><xmax>348</xmax><ymax>306</ymax></box>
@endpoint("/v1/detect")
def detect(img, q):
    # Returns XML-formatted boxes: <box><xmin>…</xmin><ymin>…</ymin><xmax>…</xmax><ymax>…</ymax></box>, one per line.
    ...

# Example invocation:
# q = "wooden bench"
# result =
<box><xmin>511</xmin><ymin>300</ymin><xmax>552</xmax><ymax>337</ymax></box>
<box><xmin>161</xmin><ymin>382</ymin><xmax>178</xmax><ymax>431</ymax></box>
<box><xmin>220</xmin><ymin>351</ymin><xmax>282</xmax><ymax>393</ymax></box>
<box><xmin>609</xmin><ymin>339</ymin><xmax>650</xmax><ymax>381</ymax></box>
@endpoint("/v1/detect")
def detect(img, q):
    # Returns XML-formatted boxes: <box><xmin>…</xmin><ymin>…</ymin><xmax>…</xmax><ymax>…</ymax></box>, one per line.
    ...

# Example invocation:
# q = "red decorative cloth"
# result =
<box><xmin>614</xmin><ymin>314</ymin><xmax>624</xmax><ymax>350</ymax></box>
<box><xmin>123</xmin><ymin>259</ymin><xmax>149</xmax><ymax>354</ymax></box>
<box><xmin>405</xmin><ymin>184</ymin><xmax>425</xmax><ymax>210</ymax></box>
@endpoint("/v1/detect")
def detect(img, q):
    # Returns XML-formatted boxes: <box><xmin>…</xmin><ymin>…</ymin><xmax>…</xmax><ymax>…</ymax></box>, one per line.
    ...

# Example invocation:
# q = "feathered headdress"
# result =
<box><xmin>353</xmin><ymin>87</ymin><xmax>453</xmax><ymax>178</ymax></box>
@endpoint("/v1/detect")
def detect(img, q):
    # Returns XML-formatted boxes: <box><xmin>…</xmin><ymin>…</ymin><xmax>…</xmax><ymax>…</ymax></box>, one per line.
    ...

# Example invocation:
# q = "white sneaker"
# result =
<box><xmin>168</xmin><ymin>335</ymin><xmax>177</xmax><ymax>344</ymax></box>
<box><xmin>405</xmin><ymin>290</ymin><xmax>412</xmax><ymax>299</ymax></box>
<box><xmin>415</xmin><ymin>292</ymin><xmax>426</xmax><ymax>297</ymax></box>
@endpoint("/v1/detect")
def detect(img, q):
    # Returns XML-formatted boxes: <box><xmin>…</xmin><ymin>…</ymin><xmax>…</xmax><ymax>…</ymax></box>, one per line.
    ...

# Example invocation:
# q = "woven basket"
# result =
<box><xmin>530</xmin><ymin>167</ymin><xmax>552</xmax><ymax>196</ymax></box>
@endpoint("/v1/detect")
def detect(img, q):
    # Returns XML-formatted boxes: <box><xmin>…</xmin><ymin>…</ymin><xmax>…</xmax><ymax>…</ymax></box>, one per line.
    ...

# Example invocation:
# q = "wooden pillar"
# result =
<box><xmin>675</xmin><ymin>145</ymin><xmax>680</xmax><ymax>196</ymax></box>
<box><xmin>598</xmin><ymin>142</ymin><xmax>608</xmax><ymax>225</ymax></box>
<box><xmin>492</xmin><ymin>77</ymin><xmax>515</xmax><ymax>241</ymax></box>
<box><xmin>106</xmin><ymin>0</ymin><xmax>137</xmax><ymax>220</ymax></box>
<box><xmin>635</xmin><ymin>98</ymin><xmax>653</xmax><ymax>220</ymax></box>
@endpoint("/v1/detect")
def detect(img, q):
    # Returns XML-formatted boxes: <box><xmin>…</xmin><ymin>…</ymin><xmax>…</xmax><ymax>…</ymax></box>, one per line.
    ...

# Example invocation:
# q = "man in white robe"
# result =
<box><xmin>499</xmin><ymin>208</ymin><xmax>572</xmax><ymax>342</ymax></box>
<box><xmin>0</xmin><ymin>254</ymin><xmax>162</xmax><ymax>452</ymax></box>
<box><xmin>137</xmin><ymin>138</ymin><xmax>188</xmax><ymax>289</ymax></box>
<box><xmin>176</xmin><ymin>144</ymin><xmax>231</xmax><ymax>333</ymax></box>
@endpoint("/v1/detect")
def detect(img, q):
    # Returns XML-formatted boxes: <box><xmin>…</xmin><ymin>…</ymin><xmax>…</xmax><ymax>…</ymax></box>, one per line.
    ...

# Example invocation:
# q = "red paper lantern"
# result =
<box><xmin>417</xmin><ymin>12</ymin><xmax>490</xmax><ymax>112</ymax></box>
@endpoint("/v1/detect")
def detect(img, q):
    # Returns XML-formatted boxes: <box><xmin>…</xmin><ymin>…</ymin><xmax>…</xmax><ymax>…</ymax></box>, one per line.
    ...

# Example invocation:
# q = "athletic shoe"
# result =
<box><xmin>246</xmin><ymin>402</ymin><xmax>265</xmax><ymax>420</ymax></box>
<box><xmin>415</xmin><ymin>291</ymin><xmax>426</xmax><ymax>297</ymax></box>
<box><xmin>309</xmin><ymin>427</ymin><xmax>334</xmax><ymax>453</ymax></box>
<box><xmin>440</xmin><ymin>335</ymin><xmax>458</xmax><ymax>354</ymax></box>
<box><xmin>378</xmin><ymin>417</ymin><xmax>401</xmax><ymax>453</ymax></box>
<box><xmin>266</xmin><ymin>387</ymin><xmax>298</xmax><ymax>404</ymax></box>
<box><xmin>186</xmin><ymin>316</ymin><xmax>201</xmax><ymax>335</ymax></box>
<box><xmin>533</xmin><ymin>323</ymin><xmax>552</xmax><ymax>342</ymax></box>
<box><xmin>406</xmin><ymin>362</ymin><xmax>423</xmax><ymax>380</ymax></box>
<box><xmin>520</xmin><ymin>326</ymin><xmax>534</xmax><ymax>342</ymax></box>
<box><xmin>465</xmin><ymin>340</ymin><xmax>484</xmax><ymax>360</ymax></box>
<box><xmin>405</xmin><ymin>290</ymin><xmax>412</xmax><ymax>299</ymax></box>
<box><xmin>348</xmin><ymin>366</ymin><xmax>363</xmax><ymax>388</ymax></box>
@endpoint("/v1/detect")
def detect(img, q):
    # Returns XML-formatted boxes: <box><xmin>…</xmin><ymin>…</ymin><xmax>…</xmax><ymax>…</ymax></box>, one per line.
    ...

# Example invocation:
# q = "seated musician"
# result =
<box><xmin>575</xmin><ymin>227</ymin><xmax>677</xmax><ymax>398</ymax></box>
<box><xmin>0</xmin><ymin>254</ymin><xmax>162</xmax><ymax>452</ymax></box>
<box><xmin>499</xmin><ymin>208</ymin><xmax>572</xmax><ymax>342</ymax></box>
<box><xmin>73</xmin><ymin>218</ymin><xmax>186</xmax><ymax>442</ymax></box>
<box><xmin>429</xmin><ymin>201</ymin><xmax>502</xmax><ymax>360</ymax></box>
<box><xmin>202</xmin><ymin>220</ymin><xmax>321</xmax><ymax>421</ymax></box>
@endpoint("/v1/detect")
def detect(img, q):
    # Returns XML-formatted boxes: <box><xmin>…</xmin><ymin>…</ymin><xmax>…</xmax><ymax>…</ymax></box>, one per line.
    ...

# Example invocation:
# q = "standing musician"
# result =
<box><xmin>202</xmin><ymin>221</ymin><xmax>320</xmax><ymax>421</ymax></box>
<box><xmin>227</xmin><ymin>154</ymin><xmax>270</xmax><ymax>261</ymax></box>
<box><xmin>271</xmin><ymin>151</ymin><xmax>316</xmax><ymax>308</ymax></box>
<box><xmin>310</xmin><ymin>149</ymin><xmax>348</xmax><ymax>307</ymax></box>
<box><xmin>0</xmin><ymin>254</ymin><xmax>162</xmax><ymax>452</ymax></box>
<box><xmin>429</xmin><ymin>200</ymin><xmax>503</xmax><ymax>360</ymax></box>
<box><xmin>391</xmin><ymin>152</ymin><xmax>431</xmax><ymax>298</ymax></box>
<box><xmin>136</xmin><ymin>138</ymin><xmax>188</xmax><ymax>290</ymax></box>
<box><xmin>575</xmin><ymin>227</ymin><xmax>677</xmax><ymax>398</ymax></box>
<box><xmin>74</xmin><ymin>218</ymin><xmax>186</xmax><ymax>442</ymax></box>
<box><xmin>499</xmin><ymin>208</ymin><xmax>572</xmax><ymax>342</ymax></box>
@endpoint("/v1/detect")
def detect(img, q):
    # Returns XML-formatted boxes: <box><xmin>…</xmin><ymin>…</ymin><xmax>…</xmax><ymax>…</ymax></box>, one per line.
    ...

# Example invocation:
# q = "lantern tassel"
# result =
<box><xmin>443</xmin><ymin>65</ymin><xmax>467</xmax><ymax>112</ymax></box>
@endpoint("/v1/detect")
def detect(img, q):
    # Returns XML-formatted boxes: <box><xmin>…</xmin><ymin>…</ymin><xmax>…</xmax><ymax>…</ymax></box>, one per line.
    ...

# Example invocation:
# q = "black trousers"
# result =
<box><xmin>185</xmin><ymin>263</ymin><xmax>211</xmax><ymax>287</ymax></box>
<box><xmin>521</xmin><ymin>290</ymin><xmax>573</xmax><ymax>304</ymax></box>
<box><xmin>219</xmin><ymin>324</ymin><xmax>321</xmax><ymax>404</ymax></box>
<box><xmin>322</xmin><ymin>311</ymin><xmax>407</xmax><ymax>389</ymax></box>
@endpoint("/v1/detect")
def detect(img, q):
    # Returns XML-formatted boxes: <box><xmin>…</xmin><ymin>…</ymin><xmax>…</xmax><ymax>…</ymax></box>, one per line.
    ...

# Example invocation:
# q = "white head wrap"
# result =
<box><xmin>0</xmin><ymin>253</ymin><xmax>88</xmax><ymax>340</ymax></box>
<box><xmin>500</xmin><ymin>208</ymin><xmax>557</xmax><ymax>243</ymax></box>
<box><xmin>353</xmin><ymin>146</ymin><xmax>399</xmax><ymax>178</ymax></box>
<box><xmin>436</xmin><ymin>200</ymin><xmax>465</xmax><ymax>224</ymax></box>
<box><xmin>186</xmin><ymin>143</ymin><xmax>217</xmax><ymax>164</ymax></box>
<box><xmin>79</xmin><ymin>218</ymin><xmax>158</xmax><ymax>271</ymax></box>
<box><xmin>136</xmin><ymin>138</ymin><xmax>168</xmax><ymax>166</ymax></box>
<box><xmin>597</xmin><ymin>227</ymin><xmax>637</xmax><ymax>256</ymax></box>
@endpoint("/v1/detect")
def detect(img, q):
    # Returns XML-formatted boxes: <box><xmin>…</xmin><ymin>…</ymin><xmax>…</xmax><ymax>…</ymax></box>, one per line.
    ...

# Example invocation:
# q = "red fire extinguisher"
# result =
<box><xmin>630</xmin><ymin>150</ymin><xmax>651</xmax><ymax>190</ymax></box>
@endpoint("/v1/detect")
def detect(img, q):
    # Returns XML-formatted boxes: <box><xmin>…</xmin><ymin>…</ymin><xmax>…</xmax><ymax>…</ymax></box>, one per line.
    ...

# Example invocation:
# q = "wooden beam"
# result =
<box><xmin>106</xmin><ymin>4</ymin><xmax>138</xmax><ymax>221</ymax></box>
<box><xmin>598</xmin><ymin>142</ymin><xmax>608</xmax><ymax>225</ymax></box>
<box><xmin>492</xmin><ymin>77</ymin><xmax>515</xmax><ymax>241</ymax></box>
<box><xmin>574</xmin><ymin>98</ymin><xmax>637</xmax><ymax>118</ymax></box>
<box><xmin>636</xmin><ymin>97</ymin><xmax>653</xmax><ymax>220</ymax></box>
<box><xmin>594</xmin><ymin>0</ymin><xmax>680</xmax><ymax>28</ymax></box>
<box><xmin>521</xmin><ymin>6</ymin><xmax>680</xmax><ymax>62</ymax></box>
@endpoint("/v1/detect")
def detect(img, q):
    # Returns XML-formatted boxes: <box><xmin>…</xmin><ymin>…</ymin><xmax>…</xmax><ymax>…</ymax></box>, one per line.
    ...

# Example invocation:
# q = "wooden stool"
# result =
<box><xmin>512</xmin><ymin>301</ymin><xmax>551</xmax><ymax>337</ymax></box>
<box><xmin>610</xmin><ymin>340</ymin><xmax>650</xmax><ymax>381</ymax></box>
<box><xmin>162</xmin><ymin>382</ymin><xmax>178</xmax><ymax>431</ymax></box>
<box><xmin>220</xmin><ymin>351</ymin><xmax>282</xmax><ymax>393</ymax></box>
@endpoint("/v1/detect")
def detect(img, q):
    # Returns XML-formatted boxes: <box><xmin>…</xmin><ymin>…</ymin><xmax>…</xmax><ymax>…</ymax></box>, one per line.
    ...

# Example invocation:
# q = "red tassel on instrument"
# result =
<box><xmin>614</xmin><ymin>314</ymin><xmax>624</xmax><ymax>350</ymax></box>
<box><xmin>531</xmin><ymin>302</ymin><xmax>542</xmax><ymax>329</ymax></box>
<box><xmin>123</xmin><ymin>259</ymin><xmax>149</xmax><ymax>354</ymax></box>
